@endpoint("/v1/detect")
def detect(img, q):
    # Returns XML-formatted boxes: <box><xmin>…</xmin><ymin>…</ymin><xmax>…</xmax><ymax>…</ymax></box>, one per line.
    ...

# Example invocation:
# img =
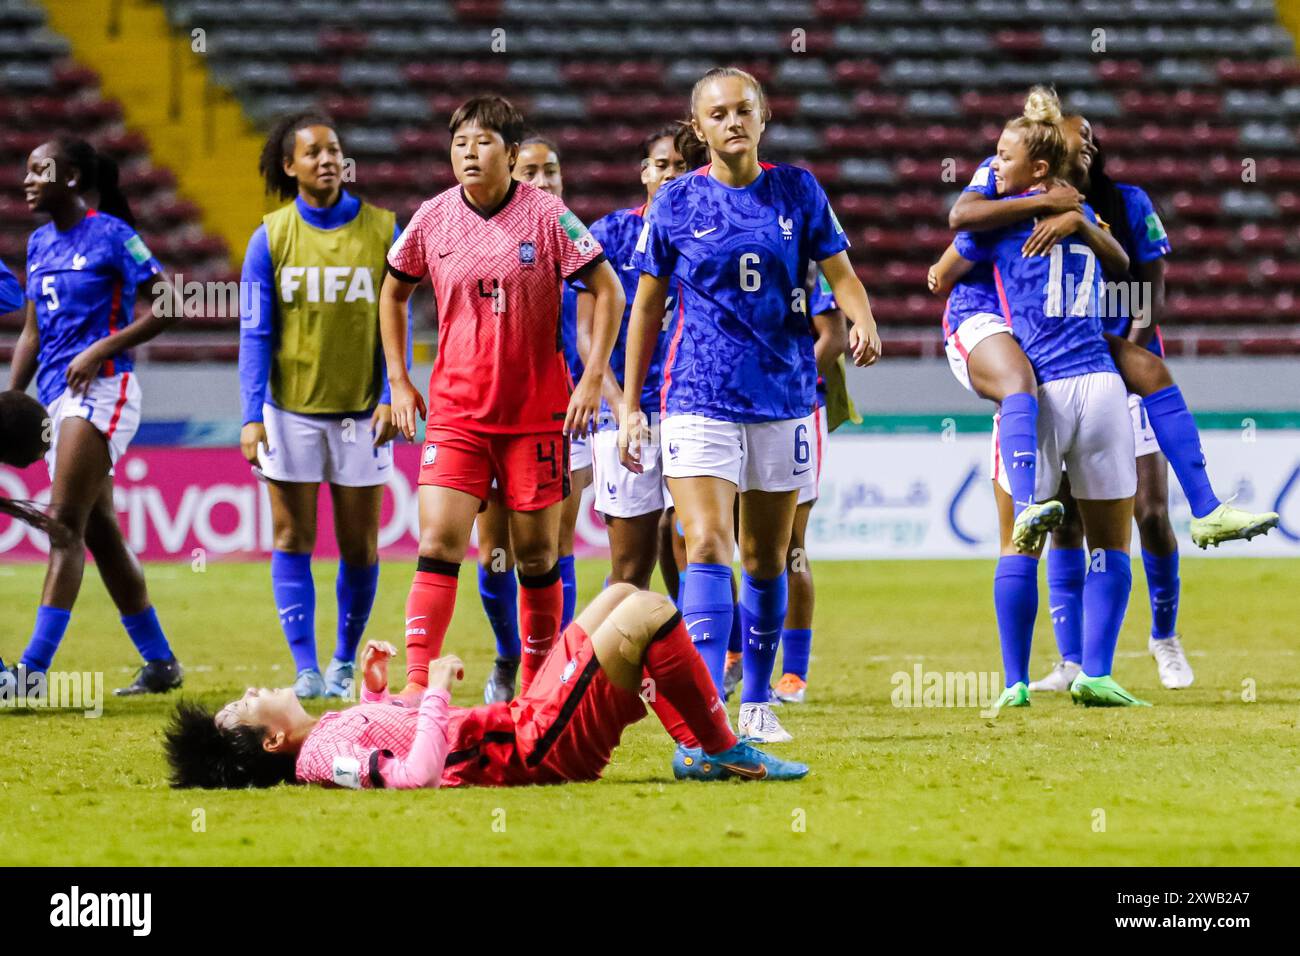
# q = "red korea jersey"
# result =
<box><xmin>387</xmin><ymin>179</ymin><xmax>605</xmax><ymax>433</ymax></box>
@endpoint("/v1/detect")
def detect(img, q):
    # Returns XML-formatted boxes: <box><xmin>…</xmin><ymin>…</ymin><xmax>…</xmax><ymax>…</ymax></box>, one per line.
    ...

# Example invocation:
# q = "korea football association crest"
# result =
<box><xmin>519</xmin><ymin>240</ymin><xmax>536</xmax><ymax>266</ymax></box>
<box><xmin>423</xmin><ymin>444</ymin><xmax>437</xmax><ymax>466</ymax></box>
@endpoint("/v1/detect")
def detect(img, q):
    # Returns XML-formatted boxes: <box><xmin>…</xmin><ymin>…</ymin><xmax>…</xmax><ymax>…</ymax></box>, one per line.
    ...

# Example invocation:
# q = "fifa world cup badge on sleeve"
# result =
<box><xmin>124</xmin><ymin>234</ymin><xmax>154</xmax><ymax>265</ymax></box>
<box><xmin>332</xmin><ymin>756</ymin><xmax>363</xmax><ymax>789</ymax></box>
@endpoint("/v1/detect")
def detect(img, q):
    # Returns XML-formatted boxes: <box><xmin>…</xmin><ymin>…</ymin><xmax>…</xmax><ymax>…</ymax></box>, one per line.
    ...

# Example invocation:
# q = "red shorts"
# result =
<box><xmin>439</xmin><ymin>624</ymin><xmax>646</xmax><ymax>788</ymax></box>
<box><xmin>419</xmin><ymin>422</ymin><xmax>569</xmax><ymax>512</ymax></box>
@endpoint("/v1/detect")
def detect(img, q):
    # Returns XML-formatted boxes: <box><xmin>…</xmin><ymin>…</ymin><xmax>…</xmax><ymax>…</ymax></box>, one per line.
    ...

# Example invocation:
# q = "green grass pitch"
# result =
<box><xmin>1</xmin><ymin>557</ymin><xmax>1298</xmax><ymax>866</ymax></box>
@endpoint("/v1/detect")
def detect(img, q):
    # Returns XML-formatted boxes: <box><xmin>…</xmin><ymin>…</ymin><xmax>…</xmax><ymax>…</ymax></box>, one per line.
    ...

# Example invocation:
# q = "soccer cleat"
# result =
<box><xmin>773</xmin><ymin>672</ymin><xmax>807</xmax><ymax>704</ymax></box>
<box><xmin>0</xmin><ymin>660</ymin><xmax>15</xmax><ymax>698</ymax></box>
<box><xmin>323</xmin><ymin>658</ymin><xmax>355</xmax><ymax>699</ymax></box>
<box><xmin>292</xmin><ymin>667</ymin><xmax>327</xmax><ymax>699</ymax></box>
<box><xmin>672</xmin><ymin>741</ymin><xmax>809</xmax><ymax>782</ymax></box>
<box><xmin>4</xmin><ymin>664</ymin><xmax>46</xmax><ymax>702</ymax></box>
<box><xmin>114</xmin><ymin>657</ymin><xmax>184</xmax><ymax>696</ymax></box>
<box><xmin>1148</xmin><ymin>635</ymin><xmax>1194</xmax><ymax>689</ymax></box>
<box><xmin>993</xmin><ymin>681</ymin><xmax>1031</xmax><ymax>710</ymax></box>
<box><xmin>722</xmin><ymin>650</ymin><xmax>743</xmax><ymax>700</ymax></box>
<box><xmin>1189</xmin><ymin>502</ymin><xmax>1279</xmax><ymax>549</ymax></box>
<box><xmin>1028</xmin><ymin>659</ymin><xmax>1081</xmax><ymax>692</ymax></box>
<box><xmin>1011</xmin><ymin>500</ymin><xmax>1066</xmax><ymax>553</ymax></box>
<box><xmin>737</xmin><ymin>701</ymin><xmax>793</xmax><ymax>743</ymax></box>
<box><xmin>483</xmin><ymin>656</ymin><xmax>519</xmax><ymax>704</ymax></box>
<box><xmin>1070</xmin><ymin>673</ymin><xmax>1150</xmax><ymax>707</ymax></box>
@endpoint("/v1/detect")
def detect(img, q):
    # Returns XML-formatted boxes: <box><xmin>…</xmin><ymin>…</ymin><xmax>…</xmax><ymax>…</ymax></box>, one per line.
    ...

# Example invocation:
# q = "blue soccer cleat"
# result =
<box><xmin>323</xmin><ymin>658</ymin><xmax>355</xmax><ymax>699</ymax></box>
<box><xmin>293</xmin><ymin>667</ymin><xmax>327</xmax><ymax>699</ymax></box>
<box><xmin>672</xmin><ymin>739</ymin><xmax>809</xmax><ymax>782</ymax></box>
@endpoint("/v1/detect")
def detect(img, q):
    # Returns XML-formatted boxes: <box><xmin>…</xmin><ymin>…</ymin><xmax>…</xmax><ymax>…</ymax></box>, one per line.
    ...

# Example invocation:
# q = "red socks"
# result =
<box><xmin>644</xmin><ymin>613</ymin><xmax>737</xmax><ymax>756</ymax></box>
<box><xmin>518</xmin><ymin>564</ymin><xmax>564</xmax><ymax>695</ymax></box>
<box><xmin>404</xmin><ymin>558</ymin><xmax>460</xmax><ymax>687</ymax></box>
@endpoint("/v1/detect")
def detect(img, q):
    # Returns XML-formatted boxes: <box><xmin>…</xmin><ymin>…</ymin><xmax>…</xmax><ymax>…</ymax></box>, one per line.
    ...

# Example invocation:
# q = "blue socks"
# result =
<box><xmin>334</xmin><ymin>561</ymin><xmax>378</xmax><ymax>664</ymax></box>
<box><xmin>781</xmin><ymin>627</ymin><xmax>812</xmax><ymax>680</ymax></box>
<box><xmin>1082</xmin><ymin>550</ymin><xmax>1132</xmax><ymax>677</ymax></box>
<box><xmin>739</xmin><ymin>571</ymin><xmax>788</xmax><ymax>705</ymax></box>
<box><xmin>1143</xmin><ymin>386</ymin><xmax>1220</xmax><ymax>519</ymax></box>
<box><xmin>682</xmin><ymin>562</ymin><xmax>733</xmax><ymax>693</ymax></box>
<box><xmin>1046</xmin><ymin>547</ymin><xmax>1086</xmax><ymax>664</ymax></box>
<box><xmin>993</xmin><ymin>555</ymin><xmax>1039</xmax><ymax>687</ymax></box>
<box><xmin>19</xmin><ymin>605</ymin><xmax>72</xmax><ymax>672</ymax></box>
<box><xmin>558</xmin><ymin>554</ymin><xmax>577</xmax><ymax>630</ymax></box>
<box><xmin>728</xmin><ymin>607</ymin><xmax>742</xmax><ymax>654</ymax></box>
<box><xmin>122</xmin><ymin>606</ymin><xmax>173</xmax><ymax>663</ymax></box>
<box><xmin>999</xmin><ymin>392</ymin><xmax>1040</xmax><ymax>516</ymax></box>
<box><xmin>1141</xmin><ymin>548</ymin><xmax>1180</xmax><ymax>640</ymax></box>
<box><xmin>271</xmin><ymin>550</ymin><xmax>317</xmax><ymax>673</ymax></box>
<box><xmin>478</xmin><ymin>564</ymin><xmax>521</xmax><ymax>659</ymax></box>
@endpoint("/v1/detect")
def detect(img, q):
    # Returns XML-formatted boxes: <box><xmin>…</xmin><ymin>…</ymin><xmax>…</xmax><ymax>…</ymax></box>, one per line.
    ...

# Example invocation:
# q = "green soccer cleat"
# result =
<box><xmin>1069</xmin><ymin>673</ymin><xmax>1151</xmax><ymax>707</ymax></box>
<box><xmin>1011</xmin><ymin>500</ymin><xmax>1066</xmax><ymax>553</ymax></box>
<box><xmin>1189</xmin><ymin>502</ymin><xmax>1280</xmax><ymax>549</ymax></box>
<box><xmin>994</xmin><ymin>681</ymin><xmax>1031</xmax><ymax>711</ymax></box>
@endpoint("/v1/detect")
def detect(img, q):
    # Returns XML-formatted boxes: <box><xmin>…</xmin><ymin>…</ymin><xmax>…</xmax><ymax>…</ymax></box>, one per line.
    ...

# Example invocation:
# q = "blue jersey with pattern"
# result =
<box><xmin>633</xmin><ymin>162</ymin><xmax>849</xmax><ymax>422</ymax></box>
<box><xmin>1099</xmin><ymin>182</ymin><xmax>1170</xmax><ymax>357</ymax></box>
<box><xmin>0</xmin><ymin>257</ymin><xmax>23</xmax><ymax>313</ymax></box>
<box><xmin>560</xmin><ymin>280</ymin><xmax>582</xmax><ymax>386</ymax></box>
<box><xmin>943</xmin><ymin>156</ymin><xmax>1001</xmax><ymax>337</ymax></box>
<box><xmin>954</xmin><ymin>198</ymin><xmax>1115</xmax><ymax>385</ymax></box>
<box><xmin>578</xmin><ymin>204</ymin><xmax>673</xmax><ymax>430</ymax></box>
<box><xmin>26</xmin><ymin>210</ymin><xmax>162</xmax><ymax>405</ymax></box>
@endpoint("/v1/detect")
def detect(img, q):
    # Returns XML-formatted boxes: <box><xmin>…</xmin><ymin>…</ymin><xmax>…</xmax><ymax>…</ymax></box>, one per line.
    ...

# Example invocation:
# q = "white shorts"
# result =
<box><xmin>569</xmin><ymin>433</ymin><xmax>592</xmax><ymax>472</ymax></box>
<box><xmin>660</xmin><ymin>412</ymin><xmax>818</xmax><ymax>494</ymax></box>
<box><xmin>592</xmin><ymin>427</ymin><xmax>665</xmax><ymax>518</ymax></box>
<box><xmin>1129</xmin><ymin>393</ymin><xmax>1160</xmax><ymax>458</ymax></box>
<box><xmin>257</xmin><ymin>403</ymin><xmax>393</xmax><ymax>486</ymax></box>
<box><xmin>45</xmin><ymin>371</ymin><xmax>142</xmax><ymax>478</ymax></box>
<box><xmin>796</xmin><ymin>404</ymin><xmax>829</xmax><ymax>505</ymax></box>
<box><xmin>991</xmin><ymin>371</ymin><xmax>1137</xmax><ymax>501</ymax></box>
<box><xmin>945</xmin><ymin>312</ymin><xmax>1012</xmax><ymax>393</ymax></box>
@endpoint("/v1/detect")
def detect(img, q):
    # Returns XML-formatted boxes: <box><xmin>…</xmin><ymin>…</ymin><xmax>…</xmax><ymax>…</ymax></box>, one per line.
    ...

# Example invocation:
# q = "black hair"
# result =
<box><xmin>0</xmin><ymin>389</ymin><xmax>50</xmax><ymax>468</ymax></box>
<box><xmin>163</xmin><ymin>700</ymin><xmax>299</xmax><ymax>789</ymax></box>
<box><xmin>1082</xmin><ymin>131</ymin><xmax>1138</xmax><ymax>282</ymax></box>
<box><xmin>520</xmin><ymin>131</ymin><xmax>560</xmax><ymax>161</ymax></box>
<box><xmin>258</xmin><ymin>110</ymin><xmax>338</xmax><ymax>200</ymax></box>
<box><xmin>641</xmin><ymin>123</ymin><xmax>681</xmax><ymax>161</ymax></box>
<box><xmin>673</xmin><ymin>120</ymin><xmax>708</xmax><ymax>170</ymax></box>
<box><xmin>52</xmin><ymin>137</ymin><xmax>135</xmax><ymax>227</ymax></box>
<box><xmin>447</xmin><ymin>95</ymin><xmax>525</xmax><ymax>147</ymax></box>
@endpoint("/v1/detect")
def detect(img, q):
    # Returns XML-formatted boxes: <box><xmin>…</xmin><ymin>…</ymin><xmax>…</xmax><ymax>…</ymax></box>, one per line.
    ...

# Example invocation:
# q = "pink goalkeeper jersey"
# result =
<box><xmin>386</xmin><ymin>179</ymin><xmax>605</xmax><ymax>433</ymax></box>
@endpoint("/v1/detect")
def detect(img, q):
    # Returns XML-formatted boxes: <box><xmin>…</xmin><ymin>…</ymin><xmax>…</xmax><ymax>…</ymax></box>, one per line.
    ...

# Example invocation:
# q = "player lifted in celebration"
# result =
<box><xmin>380</xmin><ymin>96</ymin><xmax>624</xmax><ymax>707</ymax></box>
<box><xmin>476</xmin><ymin>133</ymin><xmax>590</xmax><ymax>704</ymax></box>
<box><xmin>2</xmin><ymin>138</ymin><xmax>184</xmax><ymax>696</ymax></box>
<box><xmin>164</xmin><ymin>584</ymin><xmax>809</xmax><ymax>789</ymax></box>
<box><xmin>620</xmin><ymin>68</ymin><xmax>881</xmax><ymax>743</ymax></box>
<box><xmin>239</xmin><ymin>112</ymin><xmax>406</xmax><ymax>699</ymax></box>
<box><xmin>576</xmin><ymin>125</ymin><xmax>687</xmax><ymax>593</ymax></box>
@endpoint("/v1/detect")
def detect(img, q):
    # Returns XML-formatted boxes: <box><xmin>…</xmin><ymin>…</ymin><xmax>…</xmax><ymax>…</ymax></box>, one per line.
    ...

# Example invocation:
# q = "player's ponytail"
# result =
<box><xmin>259</xmin><ymin>110</ymin><xmax>337</xmax><ymax>200</ymax></box>
<box><xmin>52</xmin><ymin>136</ymin><xmax>136</xmax><ymax>227</ymax></box>
<box><xmin>0</xmin><ymin>497</ymin><xmax>70</xmax><ymax>547</ymax></box>
<box><xmin>1075</xmin><ymin>121</ymin><xmax>1139</xmax><ymax>281</ymax></box>
<box><xmin>1003</xmin><ymin>85</ymin><xmax>1067</xmax><ymax>179</ymax></box>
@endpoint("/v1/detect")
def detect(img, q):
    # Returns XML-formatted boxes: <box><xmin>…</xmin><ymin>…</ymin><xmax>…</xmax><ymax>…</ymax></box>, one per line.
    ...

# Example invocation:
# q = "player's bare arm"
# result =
<box><xmin>576</xmin><ymin>288</ymin><xmax>626</xmax><ymax>424</ymax></box>
<box><xmin>819</xmin><ymin>250</ymin><xmax>881</xmax><ymax>367</ymax></box>
<box><xmin>379</xmin><ymin>270</ymin><xmax>425</xmax><ymax>442</ymax></box>
<box><xmin>7</xmin><ymin>300</ymin><xmax>39</xmax><ymax>391</ymax></box>
<box><xmin>927</xmin><ymin>242</ymin><xmax>974</xmax><ymax>297</ymax></box>
<box><xmin>949</xmin><ymin>180</ymin><xmax>1081</xmax><ymax>231</ymax></box>
<box><xmin>1127</xmin><ymin>256</ymin><xmax>1165</xmax><ymax>348</ymax></box>
<box><xmin>618</xmin><ymin>271</ymin><xmax>671</xmax><ymax>472</ymax></box>
<box><xmin>564</xmin><ymin>258</ymin><xmax>624</xmax><ymax>438</ymax></box>
<box><xmin>811</xmin><ymin>305</ymin><xmax>848</xmax><ymax>380</ymax></box>
<box><xmin>63</xmin><ymin>268</ymin><xmax>183</xmax><ymax>395</ymax></box>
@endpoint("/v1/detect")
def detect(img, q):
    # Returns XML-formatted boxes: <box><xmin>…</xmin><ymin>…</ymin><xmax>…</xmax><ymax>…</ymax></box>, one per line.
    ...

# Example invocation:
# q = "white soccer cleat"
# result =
<box><xmin>1027</xmin><ymin>659</ymin><xmax>1081</xmax><ymax>692</ymax></box>
<box><xmin>738</xmin><ymin>702</ymin><xmax>793</xmax><ymax>743</ymax></box>
<box><xmin>1149</xmin><ymin>635</ymin><xmax>1194</xmax><ymax>689</ymax></box>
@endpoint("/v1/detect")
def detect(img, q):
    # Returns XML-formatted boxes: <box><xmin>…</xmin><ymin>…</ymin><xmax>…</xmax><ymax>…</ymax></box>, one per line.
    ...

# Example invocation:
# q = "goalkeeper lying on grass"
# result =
<box><xmin>164</xmin><ymin>584</ymin><xmax>808</xmax><ymax>788</ymax></box>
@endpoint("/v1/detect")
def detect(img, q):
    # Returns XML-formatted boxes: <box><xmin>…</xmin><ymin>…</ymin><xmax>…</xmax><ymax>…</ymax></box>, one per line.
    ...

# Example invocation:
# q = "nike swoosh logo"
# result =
<box><xmin>438</xmin><ymin>251</ymin><xmax>453</xmax><ymax>258</ymax></box>
<box><xmin>1049</xmin><ymin>605</ymin><xmax>1065</xmax><ymax>614</ymax></box>
<box><xmin>692</xmin><ymin>227</ymin><xmax>718</xmax><ymax>238</ymax></box>
<box><xmin>525</xmin><ymin>635</ymin><xmax>548</xmax><ymax>644</ymax></box>
<box><xmin>278</xmin><ymin>604</ymin><xmax>302</xmax><ymax>615</ymax></box>
<box><xmin>793</xmin><ymin>467</ymin><xmax>811</xmax><ymax>475</ymax></box>
<box><xmin>1013</xmin><ymin>451</ymin><xmax>1034</xmax><ymax>458</ymax></box>
<box><xmin>405</xmin><ymin>616</ymin><xmax>425</xmax><ymax>625</ymax></box>
<box><xmin>719</xmin><ymin>761</ymin><xmax>767</xmax><ymax>780</ymax></box>
<box><xmin>621</xmin><ymin>263</ymin><xmax>636</xmax><ymax>270</ymax></box>
<box><xmin>749</xmin><ymin>627</ymin><xmax>779</xmax><ymax>636</ymax></box>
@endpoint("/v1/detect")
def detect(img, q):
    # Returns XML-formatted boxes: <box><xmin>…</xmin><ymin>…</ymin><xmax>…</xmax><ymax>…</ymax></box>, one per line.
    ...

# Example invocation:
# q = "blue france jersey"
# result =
<box><xmin>633</xmin><ymin>163</ymin><xmax>849</xmax><ymax>422</ymax></box>
<box><xmin>943</xmin><ymin>156</ymin><xmax>1001</xmax><ymax>337</ymax></box>
<box><xmin>561</xmin><ymin>280</ymin><xmax>582</xmax><ymax>385</ymax></box>
<box><xmin>578</xmin><ymin>204</ymin><xmax>672</xmax><ymax>430</ymax></box>
<box><xmin>26</xmin><ymin>211</ymin><xmax>162</xmax><ymax>405</ymax></box>
<box><xmin>0</xmin><ymin>257</ymin><xmax>24</xmax><ymax>313</ymax></box>
<box><xmin>954</xmin><ymin>199</ymin><xmax>1115</xmax><ymax>384</ymax></box>
<box><xmin>1099</xmin><ymin>182</ymin><xmax>1170</xmax><ymax>357</ymax></box>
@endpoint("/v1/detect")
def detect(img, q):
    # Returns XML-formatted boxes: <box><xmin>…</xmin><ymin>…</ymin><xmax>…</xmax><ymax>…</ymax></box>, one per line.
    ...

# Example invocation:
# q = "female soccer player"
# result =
<box><xmin>239</xmin><ymin>112</ymin><xmax>404</xmax><ymax>699</ymax></box>
<box><xmin>2</xmin><ymin>137</ymin><xmax>183</xmax><ymax>696</ymax></box>
<box><xmin>931</xmin><ymin>92</ymin><xmax>1147</xmax><ymax>709</ymax></box>
<box><xmin>619</xmin><ymin>68</ymin><xmax>881</xmax><ymax>743</ymax></box>
<box><xmin>163</xmin><ymin>584</ymin><xmax>808</xmax><ymax>789</ymax></box>
<box><xmin>476</xmin><ymin>133</ymin><xmax>589</xmax><ymax>704</ymax></box>
<box><xmin>575</xmin><ymin>124</ymin><xmax>687</xmax><ymax>595</ymax></box>
<box><xmin>380</xmin><ymin>96</ymin><xmax>624</xmax><ymax>709</ymax></box>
